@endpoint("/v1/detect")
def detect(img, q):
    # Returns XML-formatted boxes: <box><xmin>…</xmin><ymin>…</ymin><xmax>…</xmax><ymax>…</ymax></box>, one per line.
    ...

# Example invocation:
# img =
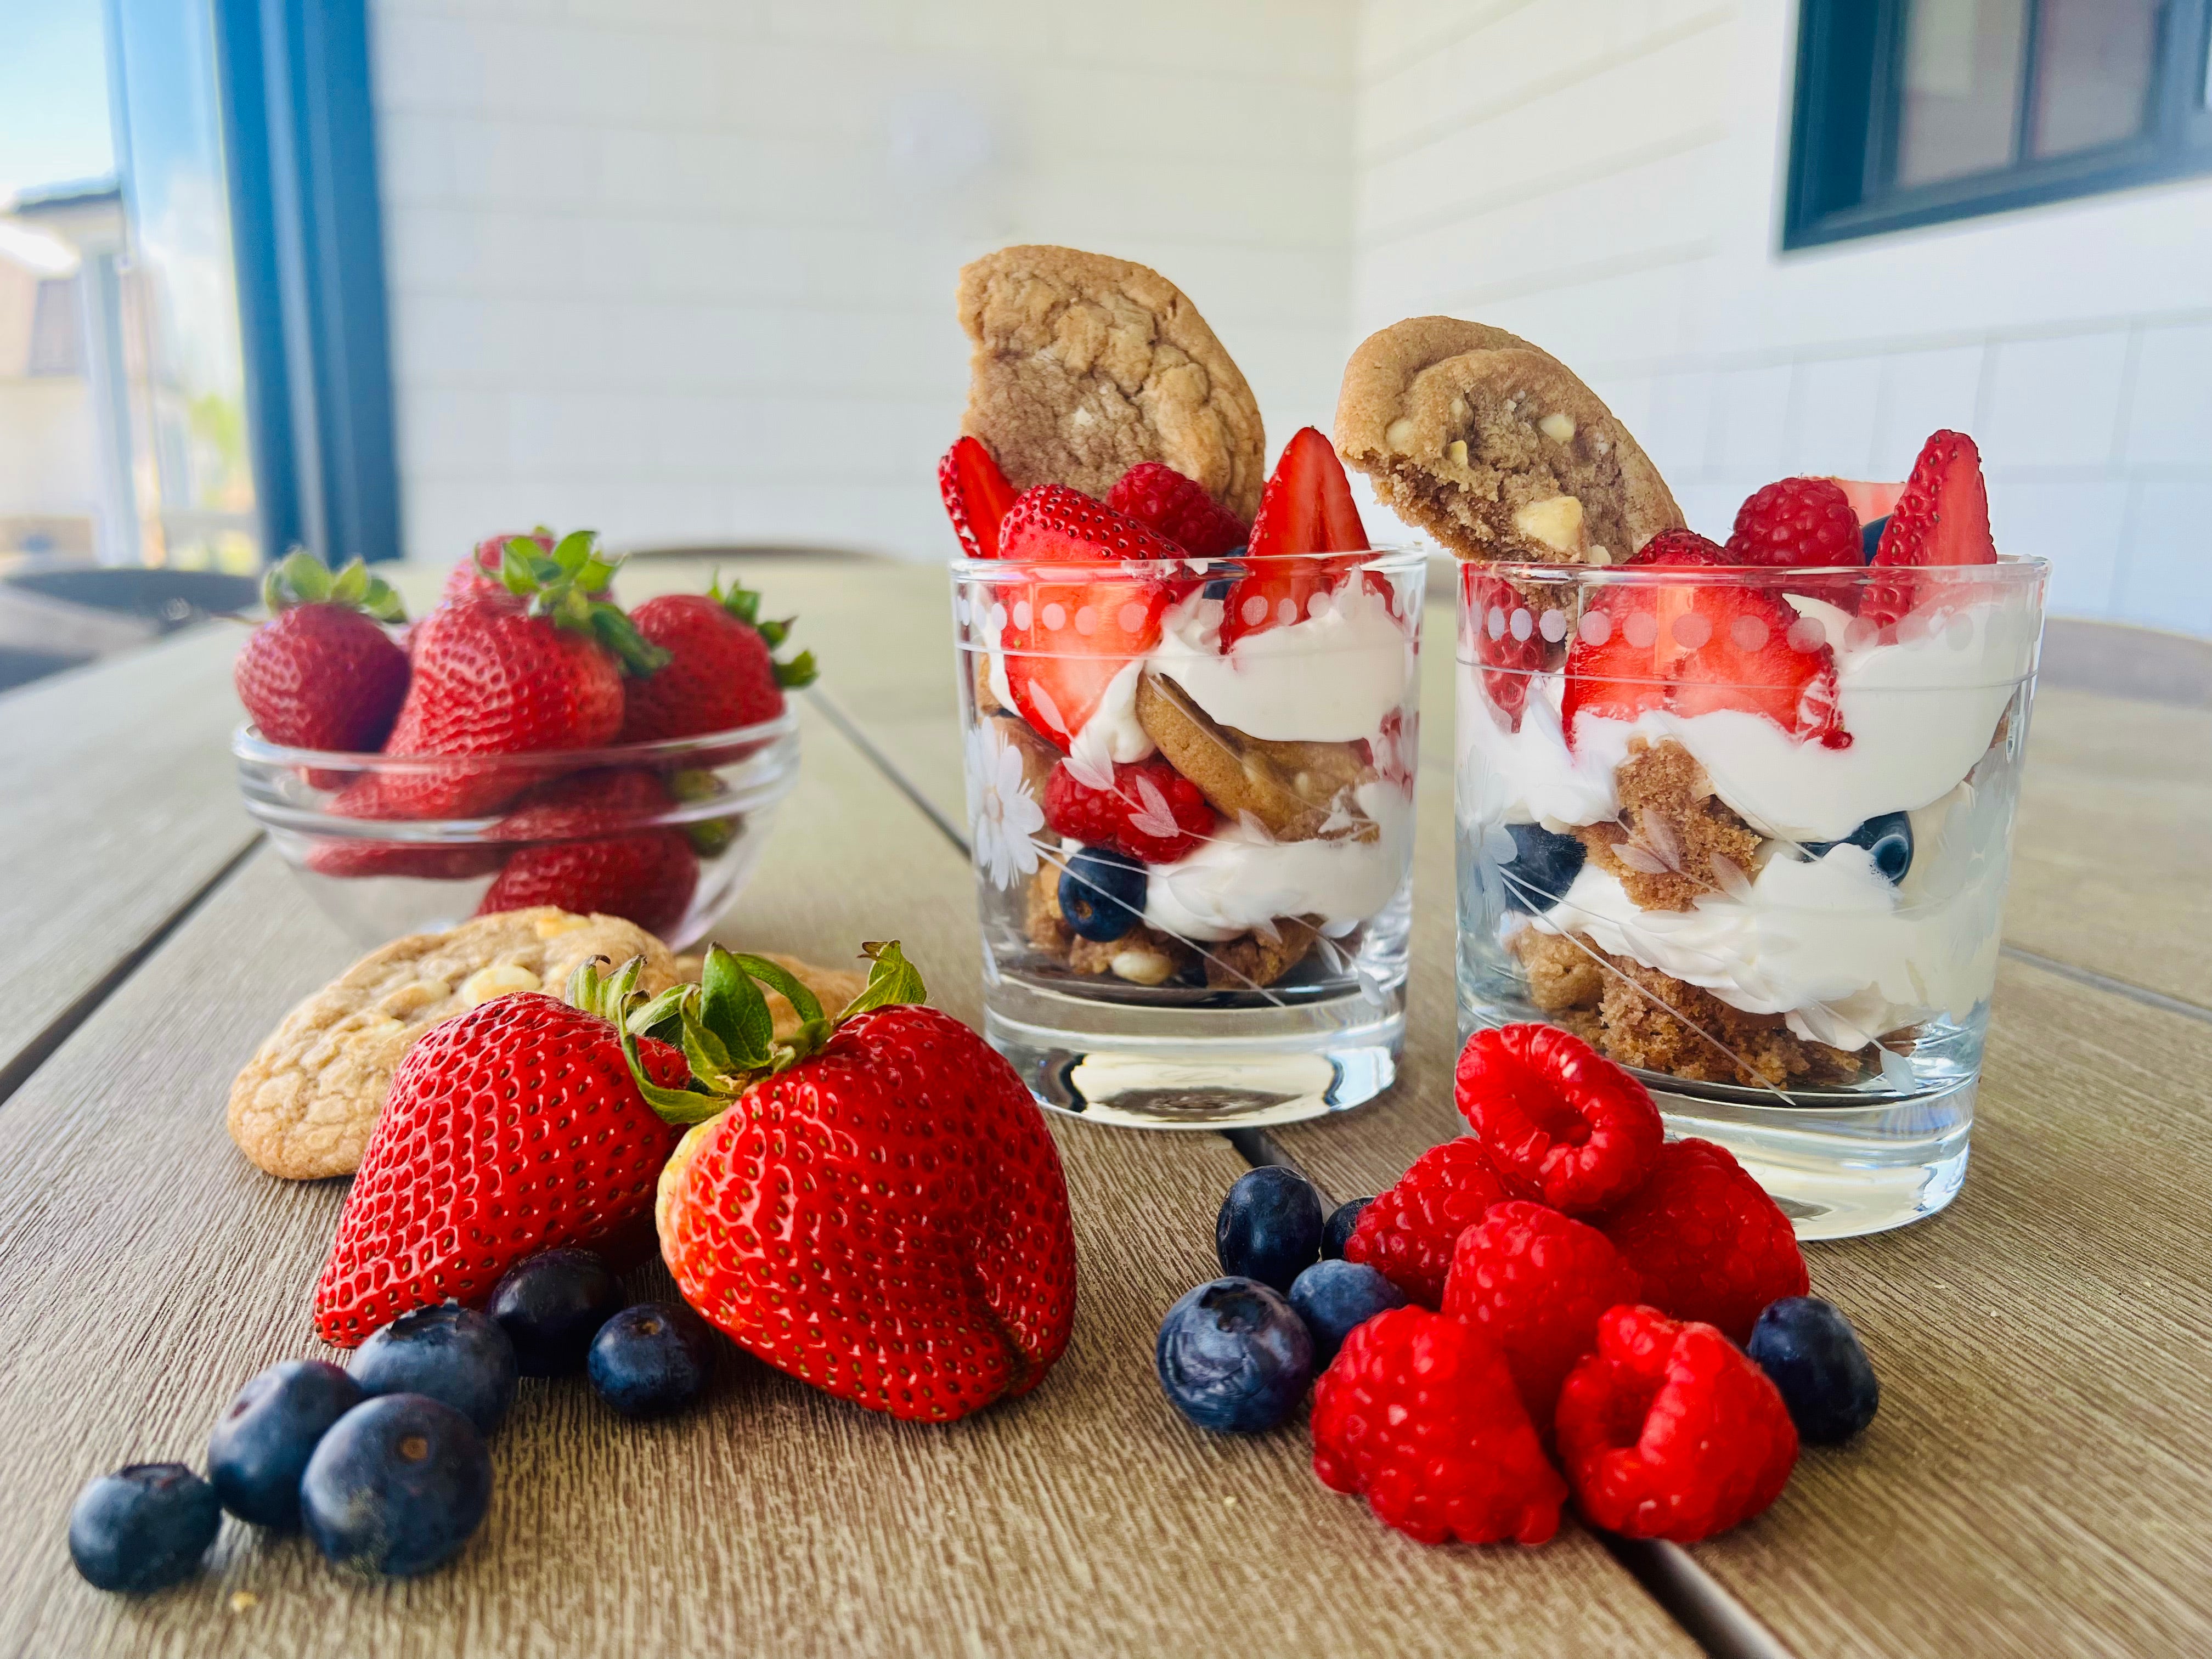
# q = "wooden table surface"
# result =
<box><xmin>1</xmin><ymin>556</ymin><xmax>2206</xmax><ymax>1659</ymax></box>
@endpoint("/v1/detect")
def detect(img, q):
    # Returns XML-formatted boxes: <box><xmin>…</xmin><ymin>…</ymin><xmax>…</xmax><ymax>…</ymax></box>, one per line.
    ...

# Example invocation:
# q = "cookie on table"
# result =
<box><xmin>957</xmin><ymin>245</ymin><xmax>1267</xmax><ymax>520</ymax></box>
<box><xmin>1135</xmin><ymin>672</ymin><xmax>1376</xmax><ymax>843</ymax></box>
<box><xmin>1335</xmin><ymin>316</ymin><xmax>1683</xmax><ymax>565</ymax></box>
<box><xmin>228</xmin><ymin>909</ymin><xmax>679</xmax><ymax>1181</ymax></box>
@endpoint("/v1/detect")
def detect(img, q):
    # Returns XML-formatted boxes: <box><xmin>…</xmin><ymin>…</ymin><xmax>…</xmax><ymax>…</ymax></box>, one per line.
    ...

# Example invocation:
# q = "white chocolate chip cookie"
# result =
<box><xmin>228</xmin><ymin>909</ymin><xmax>679</xmax><ymax>1181</ymax></box>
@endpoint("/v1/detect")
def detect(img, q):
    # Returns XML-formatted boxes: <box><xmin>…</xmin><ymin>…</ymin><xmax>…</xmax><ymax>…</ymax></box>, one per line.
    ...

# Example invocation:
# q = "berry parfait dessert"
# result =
<box><xmin>1332</xmin><ymin>317</ymin><xmax>2046</xmax><ymax>1236</ymax></box>
<box><xmin>942</xmin><ymin>244</ymin><xmax>1422</xmax><ymax>1128</ymax></box>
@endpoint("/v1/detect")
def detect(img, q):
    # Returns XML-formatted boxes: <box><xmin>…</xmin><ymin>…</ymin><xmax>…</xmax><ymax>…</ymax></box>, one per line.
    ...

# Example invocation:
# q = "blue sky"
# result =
<box><xmin>1</xmin><ymin>1</ymin><xmax>116</xmax><ymax>200</ymax></box>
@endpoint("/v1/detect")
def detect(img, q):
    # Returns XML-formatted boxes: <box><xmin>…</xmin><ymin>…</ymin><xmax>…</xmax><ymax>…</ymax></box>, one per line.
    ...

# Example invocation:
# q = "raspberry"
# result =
<box><xmin>1041</xmin><ymin>757</ymin><xmax>1214</xmax><ymax>863</ymax></box>
<box><xmin>1442</xmin><ymin>1201</ymin><xmax>1644</xmax><ymax>1424</ymax></box>
<box><xmin>1311</xmin><ymin>1307</ymin><xmax>1566</xmax><ymax>1546</ymax></box>
<box><xmin>1554</xmin><ymin>1304</ymin><xmax>1798</xmax><ymax>1542</ymax></box>
<box><xmin>1595</xmin><ymin>1139</ymin><xmax>1808</xmax><ymax>1342</ymax></box>
<box><xmin>1624</xmin><ymin>528</ymin><xmax>1730</xmax><ymax>566</ymax></box>
<box><xmin>1105</xmin><ymin>462</ymin><xmax>1249</xmax><ymax>557</ymax></box>
<box><xmin>1463</xmin><ymin>567</ymin><xmax>1548</xmax><ymax>729</ymax></box>
<box><xmin>1724</xmin><ymin>477</ymin><xmax>1861</xmax><ymax>568</ymax></box>
<box><xmin>1342</xmin><ymin>1138</ymin><xmax>1521</xmax><ymax>1308</ymax></box>
<box><xmin>1454</xmin><ymin>1024</ymin><xmax>1663</xmax><ymax>1215</ymax></box>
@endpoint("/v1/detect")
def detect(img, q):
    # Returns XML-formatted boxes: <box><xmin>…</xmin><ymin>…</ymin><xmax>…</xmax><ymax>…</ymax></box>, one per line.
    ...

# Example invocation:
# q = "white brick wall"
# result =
<box><xmin>1349</xmin><ymin>0</ymin><xmax>2212</xmax><ymax>635</ymax></box>
<box><xmin>370</xmin><ymin>0</ymin><xmax>1357</xmax><ymax>563</ymax></box>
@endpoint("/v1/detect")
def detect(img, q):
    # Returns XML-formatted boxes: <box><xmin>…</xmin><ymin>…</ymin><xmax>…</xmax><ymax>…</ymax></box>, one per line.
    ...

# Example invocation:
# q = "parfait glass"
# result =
<box><xmin>1454</xmin><ymin>556</ymin><xmax>2047</xmax><ymax>1236</ymax></box>
<box><xmin>952</xmin><ymin>547</ymin><xmax>1427</xmax><ymax>1128</ymax></box>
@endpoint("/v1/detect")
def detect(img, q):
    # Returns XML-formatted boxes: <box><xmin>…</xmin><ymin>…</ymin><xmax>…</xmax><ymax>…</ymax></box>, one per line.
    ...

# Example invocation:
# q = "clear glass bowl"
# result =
<box><xmin>234</xmin><ymin>713</ymin><xmax>800</xmax><ymax>950</ymax></box>
<box><xmin>1455</xmin><ymin>555</ymin><xmax>2047</xmax><ymax>1236</ymax></box>
<box><xmin>952</xmin><ymin>546</ymin><xmax>1426</xmax><ymax>1128</ymax></box>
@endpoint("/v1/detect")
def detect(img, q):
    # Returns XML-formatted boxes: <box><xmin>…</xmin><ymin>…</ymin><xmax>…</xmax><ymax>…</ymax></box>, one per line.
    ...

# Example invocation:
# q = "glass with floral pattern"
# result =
<box><xmin>951</xmin><ymin>547</ymin><xmax>1426</xmax><ymax>1127</ymax></box>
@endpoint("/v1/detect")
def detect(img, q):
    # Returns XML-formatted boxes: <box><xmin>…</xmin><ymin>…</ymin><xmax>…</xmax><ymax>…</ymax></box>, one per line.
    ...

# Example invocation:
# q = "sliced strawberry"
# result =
<box><xmin>1042</xmin><ymin>756</ymin><xmax>1214</xmax><ymax>862</ymax></box>
<box><xmin>989</xmin><ymin>487</ymin><xmax>1181</xmax><ymax>749</ymax></box>
<box><xmin>1866</xmin><ymin>431</ymin><xmax>1995</xmax><ymax>626</ymax></box>
<box><xmin>939</xmin><ymin>437</ymin><xmax>1021</xmax><ymax>560</ymax></box>
<box><xmin>1223</xmin><ymin>427</ymin><xmax>1373</xmax><ymax>647</ymax></box>
<box><xmin>1106</xmin><ymin>462</ymin><xmax>1248</xmax><ymax>557</ymax></box>
<box><xmin>1669</xmin><ymin>587</ymin><xmax>1848</xmax><ymax>748</ymax></box>
<box><xmin>1827</xmin><ymin>478</ymin><xmax>1905</xmax><ymax>526</ymax></box>
<box><xmin>1561</xmin><ymin>587</ymin><xmax>1669</xmax><ymax>735</ymax></box>
<box><xmin>1465</xmin><ymin>567</ymin><xmax>1549</xmax><ymax>730</ymax></box>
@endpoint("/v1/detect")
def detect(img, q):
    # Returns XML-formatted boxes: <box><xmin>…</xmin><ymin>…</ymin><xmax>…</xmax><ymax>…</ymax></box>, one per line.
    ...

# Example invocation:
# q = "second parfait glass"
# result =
<box><xmin>953</xmin><ymin>546</ymin><xmax>1426</xmax><ymax>1128</ymax></box>
<box><xmin>1455</xmin><ymin>555</ymin><xmax>2047</xmax><ymax>1236</ymax></box>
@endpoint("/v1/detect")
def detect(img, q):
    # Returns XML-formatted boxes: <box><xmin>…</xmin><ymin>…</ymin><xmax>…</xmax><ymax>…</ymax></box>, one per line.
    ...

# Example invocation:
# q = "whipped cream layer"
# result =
<box><xmin>1462</xmin><ymin>596</ymin><xmax>2038</xmax><ymax>844</ymax></box>
<box><xmin>996</xmin><ymin>574</ymin><xmax>1419</xmax><ymax>776</ymax></box>
<box><xmin>1145</xmin><ymin>783</ymin><xmax>1414</xmax><ymax>943</ymax></box>
<box><xmin>1521</xmin><ymin>784</ymin><xmax>2007</xmax><ymax>1047</ymax></box>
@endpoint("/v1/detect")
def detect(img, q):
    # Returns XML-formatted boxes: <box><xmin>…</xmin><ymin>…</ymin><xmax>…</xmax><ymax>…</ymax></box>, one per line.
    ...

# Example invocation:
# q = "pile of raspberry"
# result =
<box><xmin>1318</xmin><ymin>1025</ymin><xmax>1824</xmax><ymax>1547</ymax></box>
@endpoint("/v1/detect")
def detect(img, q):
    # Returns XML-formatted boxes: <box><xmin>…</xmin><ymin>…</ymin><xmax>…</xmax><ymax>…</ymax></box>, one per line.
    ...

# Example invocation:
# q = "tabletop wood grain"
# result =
<box><xmin>0</xmin><ymin>694</ymin><xmax>1691</xmax><ymax>1658</ymax></box>
<box><xmin>0</xmin><ymin>627</ymin><xmax>262</xmax><ymax>1094</ymax></box>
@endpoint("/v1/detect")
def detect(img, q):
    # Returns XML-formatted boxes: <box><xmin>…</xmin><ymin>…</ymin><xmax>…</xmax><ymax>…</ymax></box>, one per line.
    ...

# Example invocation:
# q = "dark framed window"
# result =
<box><xmin>1785</xmin><ymin>0</ymin><xmax>2212</xmax><ymax>248</ymax></box>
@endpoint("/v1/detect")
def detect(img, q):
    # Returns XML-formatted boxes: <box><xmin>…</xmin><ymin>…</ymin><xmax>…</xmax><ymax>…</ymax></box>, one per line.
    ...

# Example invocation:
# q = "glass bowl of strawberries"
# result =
<box><xmin>232</xmin><ymin>535</ymin><xmax>810</xmax><ymax>950</ymax></box>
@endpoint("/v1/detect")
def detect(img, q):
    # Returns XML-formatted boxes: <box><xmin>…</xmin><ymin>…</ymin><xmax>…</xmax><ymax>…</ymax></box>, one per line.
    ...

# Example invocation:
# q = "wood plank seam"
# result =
<box><xmin>805</xmin><ymin>685</ymin><xmax>970</xmax><ymax>857</ymax></box>
<box><xmin>1999</xmin><ymin>945</ymin><xmax>2212</xmax><ymax>1025</ymax></box>
<box><xmin>0</xmin><ymin>836</ymin><xmax>260</xmax><ymax>1109</ymax></box>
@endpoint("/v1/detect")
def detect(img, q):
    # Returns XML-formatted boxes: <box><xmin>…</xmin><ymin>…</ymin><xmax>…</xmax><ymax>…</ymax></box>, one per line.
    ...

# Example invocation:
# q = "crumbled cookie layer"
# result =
<box><xmin>229</xmin><ymin>909</ymin><xmax>679</xmax><ymax>1181</ymax></box>
<box><xmin>1512</xmin><ymin>928</ymin><xmax>1868</xmax><ymax>1089</ymax></box>
<box><xmin>1576</xmin><ymin>737</ymin><xmax>1763</xmax><ymax>912</ymax></box>
<box><xmin>1335</xmin><ymin>316</ymin><xmax>1681</xmax><ymax>565</ymax></box>
<box><xmin>958</xmin><ymin>245</ymin><xmax>1266</xmax><ymax>519</ymax></box>
<box><xmin>1136</xmin><ymin>672</ymin><xmax>1375</xmax><ymax>843</ymax></box>
<box><xmin>1023</xmin><ymin>861</ymin><xmax>1314</xmax><ymax>989</ymax></box>
<box><xmin>1203</xmin><ymin>917</ymin><xmax>1321</xmax><ymax>990</ymax></box>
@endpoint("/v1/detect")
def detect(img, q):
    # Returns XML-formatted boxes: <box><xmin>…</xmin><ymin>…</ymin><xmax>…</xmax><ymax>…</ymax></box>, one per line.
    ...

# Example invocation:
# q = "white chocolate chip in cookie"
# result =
<box><xmin>376</xmin><ymin>980</ymin><xmax>449</xmax><ymax>1019</ymax></box>
<box><xmin>1446</xmin><ymin>439</ymin><xmax>1469</xmax><ymax>467</ymax></box>
<box><xmin>1513</xmin><ymin>494</ymin><xmax>1588</xmax><ymax>557</ymax></box>
<box><xmin>1385</xmin><ymin>416</ymin><xmax>1417</xmax><ymax>449</ymax></box>
<box><xmin>461</xmin><ymin>963</ymin><xmax>542</xmax><ymax>1006</ymax></box>
<box><xmin>1539</xmin><ymin>411</ymin><xmax>1576</xmax><ymax>443</ymax></box>
<box><xmin>534</xmin><ymin>914</ymin><xmax>591</xmax><ymax>940</ymax></box>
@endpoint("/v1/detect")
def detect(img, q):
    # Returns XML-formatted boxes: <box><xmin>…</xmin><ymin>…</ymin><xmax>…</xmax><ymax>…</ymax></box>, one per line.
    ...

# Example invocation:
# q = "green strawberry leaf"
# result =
<box><xmin>699</xmin><ymin>945</ymin><xmax>773</xmax><ymax>1066</ymax></box>
<box><xmin>727</xmin><ymin>952</ymin><xmax>825</xmax><ymax>1030</ymax></box>
<box><xmin>678</xmin><ymin>997</ymin><xmax>739</xmax><ymax>1087</ymax></box>
<box><xmin>774</xmin><ymin>648</ymin><xmax>819</xmax><ymax>690</ymax></box>
<box><xmin>626</xmin><ymin>983</ymin><xmax>690</xmax><ymax>1041</ymax></box>
<box><xmin>262</xmin><ymin>548</ymin><xmax>408</xmax><ymax>623</ymax></box>
<box><xmin>837</xmin><ymin>940</ymin><xmax>927</xmax><ymax>1021</ymax></box>
<box><xmin>617</xmin><ymin>1011</ymin><xmax>727</xmax><ymax>1125</ymax></box>
<box><xmin>589</xmin><ymin>603</ymin><xmax>672</xmax><ymax>676</ymax></box>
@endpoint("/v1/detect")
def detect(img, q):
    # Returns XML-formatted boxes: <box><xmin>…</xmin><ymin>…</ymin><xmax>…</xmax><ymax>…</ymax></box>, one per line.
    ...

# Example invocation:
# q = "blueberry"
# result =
<box><xmin>1859</xmin><ymin>515</ymin><xmax>1887</xmax><ymax>562</ymax></box>
<box><xmin>1500</xmin><ymin>821</ymin><xmax>1585</xmax><ymax>913</ymax></box>
<box><xmin>489</xmin><ymin>1249</ymin><xmax>625</xmax><ymax>1378</ymax></box>
<box><xmin>1747</xmin><ymin>1296</ymin><xmax>1880</xmax><ymax>1444</ymax></box>
<box><xmin>207</xmin><ymin>1359</ymin><xmax>363</xmax><ymax>1528</ymax></box>
<box><xmin>1154</xmin><ymin>1278</ymin><xmax>1314</xmax><ymax>1433</ymax></box>
<box><xmin>1321</xmin><ymin>1196</ymin><xmax>1373</xmax><ymax>1260</ymax></box>
<box><xmin>1807</xmin><ymin>811</ymin><xmax>1912</xmax><ymax>884</ymax></box>
<box><xmin>589</xmin><ymin>1303</ymin><xmax>717</xmax><ymax>1419</ymax></box>
<box><xmin>1059</xmin><ymin>848</ymin><xmax>1147</xmax><ymax>943</ymax></box>
<box><xmin>1201</xmin><ymin>578</ymin><xmax>1233</xmax><ymax>600</ymax></box>
<box><xmin>1215</xmin><ymin>1165</ymin><xmax>1324</xmax><ymax>1292</ymax></box>
<box><xmin>1288</xmin><ymin>1259</ymin><xmax>1407</xmax><ymax>1363</ymax></box>
<box><xmin>301</xmin><ymin>1395</ymin><xmax>492</xmax><ymax>1576</ymax></box>
<box><xmin>351</xmin><ymin>1301</ymin><xmax>518</xmax><ymax>1435</ymax></box>
<box><xmin>67</xmin><ymin>1464</ymin><xmax>220</xmax><ymax>1592</ymax></box>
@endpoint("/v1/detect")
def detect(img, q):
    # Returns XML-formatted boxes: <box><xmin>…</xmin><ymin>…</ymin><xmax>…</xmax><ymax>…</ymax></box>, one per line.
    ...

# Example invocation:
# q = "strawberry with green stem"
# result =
<box><xmin>369</xmin><ymin>531</ymin><xmax>667</xmax><ymax>819</ymax></box>
<box><xmin>622</xmin><ymin>944</ymin><xmax>1080</xmax><ymax>1422</ymax></box>
<box><xmin>234</xmin><ymin>549</ymin><xmax>410</xmax><ymax>755</ymax></box>
<box><xmin>618</xmin><ymin>574</ymin><xmax>816</xmax><ymax>744</ymax></box>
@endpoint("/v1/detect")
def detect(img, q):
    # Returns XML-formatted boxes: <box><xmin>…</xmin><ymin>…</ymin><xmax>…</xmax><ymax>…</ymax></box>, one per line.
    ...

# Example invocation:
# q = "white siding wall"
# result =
<box><xmin>1351</xmin><ymin>0</ymin><xmax>2212</xmax><ymax>634</ymax></box>
<box><xmin>368</xmin><ymin>0</ymin><xmax>1356</xmax><ymax>563</ymax></box>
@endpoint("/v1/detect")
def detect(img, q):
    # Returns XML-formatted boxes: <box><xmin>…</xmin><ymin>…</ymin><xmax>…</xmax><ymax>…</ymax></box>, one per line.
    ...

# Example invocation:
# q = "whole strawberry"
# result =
<box><xmin>641</xmin><ymin>945</ymin><xmax>1079</xmax><ymax>1421</ymax></box>
<box><xmin>477</xmin><ymin>768</ymin><xmax>699</xmax><ymax>936</ymax></box>
<box><xmin>312</xmin><ymin>958</ymin><xmax>691</xmax><ymax>1346</ymax></box>
<box><xmin>618</xmin><ymin>577</ymin><xmax>816</xmax><ymax>744</ymax></box>
<box><xmin>377</xmin><ymin>531</ymin><xmax>666</xmax><ymax>817</ymax></box>
<box><xmin>234</xmin><ymin>550</ymin><xmax>409</xmax><ymax>752</ymax></box>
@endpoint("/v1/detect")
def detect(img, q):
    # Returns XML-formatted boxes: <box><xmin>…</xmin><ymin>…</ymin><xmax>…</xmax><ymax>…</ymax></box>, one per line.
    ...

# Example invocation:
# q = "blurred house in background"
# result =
<box><xmin>5</xmin><ymin>0</ymin><xmax>2208</xmax><ymax>634</ymax></box>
